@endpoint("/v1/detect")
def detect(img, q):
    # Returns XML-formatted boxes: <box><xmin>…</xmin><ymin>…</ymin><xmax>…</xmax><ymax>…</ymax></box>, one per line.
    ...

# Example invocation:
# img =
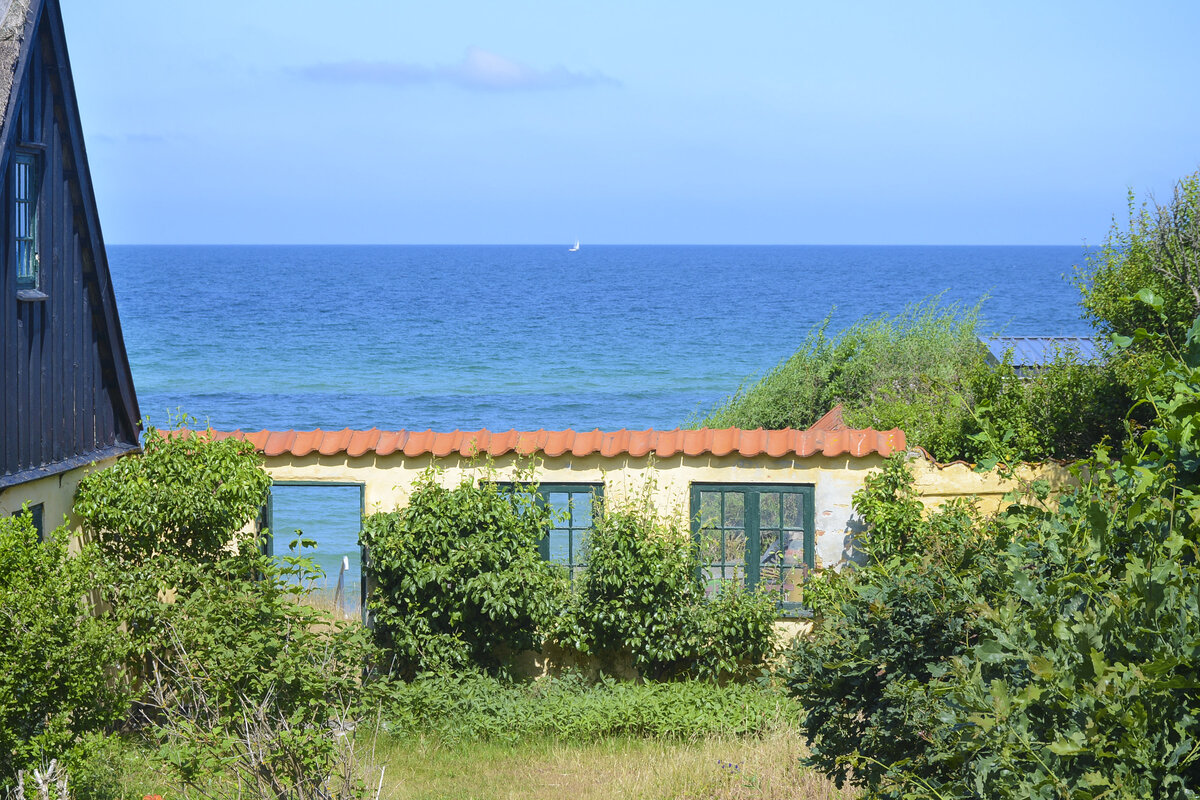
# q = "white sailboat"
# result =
<box><xmin>568</xmin><ymin>239</ymin><xmax>580</xmax><ymax>252</ymax></box>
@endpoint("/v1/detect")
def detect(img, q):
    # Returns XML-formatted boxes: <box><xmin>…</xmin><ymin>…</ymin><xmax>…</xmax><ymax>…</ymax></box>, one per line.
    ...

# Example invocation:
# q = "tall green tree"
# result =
<box><xmin>1075</xmin><ymin>170</ymin><xmax>1200</xmax><ymax>349</ymax></box>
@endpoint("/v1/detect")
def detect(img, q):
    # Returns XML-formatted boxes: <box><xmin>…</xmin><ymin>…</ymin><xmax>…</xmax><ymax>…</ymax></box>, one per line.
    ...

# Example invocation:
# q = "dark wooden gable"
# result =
<box><xmin>0</xmin><ymin>0</ymin><xmax>140</xmax><ymax>488</ymax></box>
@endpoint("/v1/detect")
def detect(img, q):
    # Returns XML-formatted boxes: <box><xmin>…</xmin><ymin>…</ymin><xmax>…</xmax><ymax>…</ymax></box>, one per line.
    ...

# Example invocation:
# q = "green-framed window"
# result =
<box><xmin>498</xmin><ymin>482</ymin><xmax>603</xmax><ymax>580</ymax></box>
<box><xmin>11</xmin><ymin>503</ymin><xmax>44</xmax><ymax>542</ymax></box>
<box><xmin>690</xmin><ymin>483</ymin><xmax>814</xmax><ymax>613</ymax></box>
<box><xmin>13</xmin><ymin>151</ymin><xmax>39</xmax><ymax>290</ymax></box>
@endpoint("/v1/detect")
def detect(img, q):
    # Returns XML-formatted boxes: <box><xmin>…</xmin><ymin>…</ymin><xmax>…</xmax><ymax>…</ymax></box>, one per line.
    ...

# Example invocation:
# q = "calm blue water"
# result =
<box><xmin>107</xmin><ymin>244</ymin><xmax>1096</xmax><ymax>594</ymax></box>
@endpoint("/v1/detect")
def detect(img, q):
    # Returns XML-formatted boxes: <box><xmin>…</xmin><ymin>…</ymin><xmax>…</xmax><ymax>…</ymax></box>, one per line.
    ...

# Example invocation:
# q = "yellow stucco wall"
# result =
<box><xmin>0</xmin><ymin>454</ymin><xmax>127</xmax><ymax>544</ymax></box>
<box><xmin>258</xmin><ymin>449</ymin><xmax>889</xmax><ymax>571</ymax></box>
<box><xmin>909</xmin><ymin>458</ymin><xmax>1077</xmax><ymax>513</ymax></box>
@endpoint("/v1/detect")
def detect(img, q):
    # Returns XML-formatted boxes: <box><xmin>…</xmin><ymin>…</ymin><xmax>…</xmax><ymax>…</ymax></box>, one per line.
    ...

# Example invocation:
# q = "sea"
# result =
<box><xmin>107</xmin><ymin>244</ymin><xmax>1096</xmax><ymax>608</ymax></box>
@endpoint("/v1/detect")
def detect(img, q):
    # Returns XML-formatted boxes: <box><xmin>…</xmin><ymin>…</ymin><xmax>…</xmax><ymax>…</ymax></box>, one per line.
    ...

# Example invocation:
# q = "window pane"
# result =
<box><xmin>783</xmin><ymin>493</ymin><xmax>804</xmax><ymax>528</ymax></box>
<box><xmin>780</xmin><ymin>529</ymin><xmax>806</xmax><ymax>603</ymax></box>
<box><xmin>759</xmin><ymin>528</ymin><xmax>780</xmax><ymax>594</ymax></box>
<box><xmin>723</xmin><ymin>529</ymin><xmax>746</xmax><ymax>580</ymax></box>
<box><xmin>549</xmin><ymin>528</ymin><xmax>571</xmax><ymax>564</ymax></box>
<box><xmin>572</xmin><ymin>493</ymin><xmax>593</xmax><ymax>528</ymax></box>
<box><xmin>760</xmin><ymin>492</ymin><xmax>779</xmax><ymax>528</ymax></box>
<box><xmin>548</xmin><ymin>492</ymin><xmax>570</xmax><ymax>525</ymax></box>
<box><xmin>700</xmin><ymin>492</ymin><xmax>720</xmax><ymax>529</ymax></box>
<box><xmin>700</xmin><ymin>529</ymin><xmax>723</xmax><ymax>564</ymax></box>
<box><xmin>723</xmin><ymin>492</ymin><xmax>744</xmax><ymax>529</ymax></box>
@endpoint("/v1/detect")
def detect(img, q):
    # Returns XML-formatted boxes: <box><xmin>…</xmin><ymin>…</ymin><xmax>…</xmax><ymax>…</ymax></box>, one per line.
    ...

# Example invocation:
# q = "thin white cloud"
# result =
<box><xmin>297</xmin><ymin>47</ymin><xmax>619</xmax><ymax>91</ymax></box>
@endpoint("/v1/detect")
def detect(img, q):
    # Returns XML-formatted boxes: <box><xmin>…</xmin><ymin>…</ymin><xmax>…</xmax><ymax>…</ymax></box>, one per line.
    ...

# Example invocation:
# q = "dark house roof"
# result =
<box><xmin>981</xmin><ymin>336</ymin><xmax>1101</xmax><ymax>376</ymax></box>
<box><xmin>0</xmin><ymin>0</ymin><xmax>140</xmax><ymax>488</ymax></box>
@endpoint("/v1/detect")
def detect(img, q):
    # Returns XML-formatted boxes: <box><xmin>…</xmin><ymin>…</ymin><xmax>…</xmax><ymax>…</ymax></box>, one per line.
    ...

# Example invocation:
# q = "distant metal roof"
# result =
<box><xmin>981</xmin><ymin>336</ymin><xmax>1102</xmax><ymax>369</ymax></box>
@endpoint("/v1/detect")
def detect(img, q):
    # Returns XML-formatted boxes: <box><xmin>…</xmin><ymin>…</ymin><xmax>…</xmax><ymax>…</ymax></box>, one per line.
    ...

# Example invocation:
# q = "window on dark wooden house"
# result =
<box><xmin>13</xmin><ymin>151</ymin><xmax>40</xmax><ymax>292</ymax></box>
<box><xmin>690</xmin><ymin>483</ymin><xmax>814</xmax><ymax>614</ymax></box>
<box><xmin>11</xmin><ymin>503</ymin><xmax>45</xmax><ymax>542</ymax></box>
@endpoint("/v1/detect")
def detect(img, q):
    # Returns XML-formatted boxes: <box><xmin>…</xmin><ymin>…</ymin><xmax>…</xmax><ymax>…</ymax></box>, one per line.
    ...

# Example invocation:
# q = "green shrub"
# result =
<box><xmin>696</xmin><ymin>299</ymin><xmax>984</xmax><ymax>461</ymax></box>
<box><xmin>964</xmin><ymin>350</ymin><xmax>1130</xmax><ymax>463</ymax></box>
<box><xmin>378</xmin><ymin>671</ymin><xmax>793</xmax><ymax>744</ymax></box>
<box><xmin>361</xmin><ymin>470</ymin><xmax>566</xmax><ymax>679</ymax></box>
<box><xmin>780</xmin><ymin>458</ymin><xmax>1006</xmax><ymax>794</ymax></box>
<box><xmin>75</xmin><ymin>425</ymin><xmax>271</xmax><ymax>566</ymax></box>
<box><xmin>0</xmin><ymin>513</ymin><xmax>131</xmax><ymax>790</ymax></box>
<box><xmin>782</xmin><ymin>305</ymin><xmax>1200</xmax><ymax>799</ymax></box>
<box><xmin>560</xmin><ymin>494</ymin><xmax>703</xmax><ymax>679</ymax></box>
<box><xmin>1074</xmin><ymin>171</ymin><xmax>1200</xmax><ymax>353</ymax></box>
<box><xmin>73</xmin><ymin>424</ymin><xmax>369</xmax><ymax>799</ymax></box>
<box><xmin>560</xmin><ymin>488</ymin><xmax>777</xmax><ymax>681</ymax></box>
<box><xmin>141</xmin><ymin>540</ymin><xmax>373</xmax><ymax>800</ymax></box>
<box><xmin>911</xmin><ymin>326</ymin><xmax>1200</xmax><ymax>799</ymax></box>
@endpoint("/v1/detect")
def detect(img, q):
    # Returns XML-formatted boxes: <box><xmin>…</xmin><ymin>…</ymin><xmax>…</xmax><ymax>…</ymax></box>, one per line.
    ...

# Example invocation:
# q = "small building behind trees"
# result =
<box><xmin>980</xmin><ymin>335</ymin><xmax>1100</xmax><ymax>378</ymax></box>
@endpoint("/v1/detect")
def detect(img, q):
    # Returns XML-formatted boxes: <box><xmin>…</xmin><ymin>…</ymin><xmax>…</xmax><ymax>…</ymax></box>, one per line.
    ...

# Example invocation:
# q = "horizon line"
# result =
<box><xmin>104</xmin><ymin>241</ymin><xmax>1091</xmax><ymax>248</ymax></box>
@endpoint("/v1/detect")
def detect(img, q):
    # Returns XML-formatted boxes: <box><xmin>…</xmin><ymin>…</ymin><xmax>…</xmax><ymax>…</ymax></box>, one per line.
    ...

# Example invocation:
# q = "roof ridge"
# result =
<box><xmin>197</xmin><ymin>424</ymin><xmax>904</xmax><ymax>460</ymax></box>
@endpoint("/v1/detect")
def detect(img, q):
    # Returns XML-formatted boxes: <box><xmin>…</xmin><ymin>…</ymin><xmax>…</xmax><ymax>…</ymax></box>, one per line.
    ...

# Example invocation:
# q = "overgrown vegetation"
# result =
<box><xmin>361</xmin><ymin>470</ymin><xmax>565</xmax><ymax>679</ymax></box>
<box><xmin>695</xmin><ymin>297</ymin><xmax>1129</xmax><ymax>462</ymax></box>
<box><xmin>781</xmin><ymin>295</ymin><xmax>1200</xmax><ymax>798</ymax></box>
<box><xmin>556</xmin><ymin>485</ymin><xmax>778</xmax><ymax>681</ymax></box>
<box><xmin>379</xmin><ymin>671</ymin><xmax>792</xmax><ymax>744</ymax></box>
<box><xmin>2</xmin><ymin>427</ymin><xmax>373</xmax><ymax>800</ymax></box>
<box><xmin>0</xmin><ymin>514</ymin><xmax>131</xmax><ymax>791</ymax></box>
<box><xmin>697</xmin><ymin>300</ymin><xmax>985</xmax><ymax>459</ymax></box>
<box><xmin>362</xmin><ymin>470</ymin><xmax>778</xmax><ymax>683</ymax></box>
<box><xmin>2</xmin><ymin>431</ymin><xmax>789</xmax><ymax>796</ymax></box>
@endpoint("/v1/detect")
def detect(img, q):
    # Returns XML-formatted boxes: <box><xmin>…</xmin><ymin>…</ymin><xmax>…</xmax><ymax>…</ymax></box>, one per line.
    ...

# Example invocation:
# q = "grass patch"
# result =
<box><xmin>359</xmin><ymin>729</ymin><xmax>853</xmax><ymax>800</ymax></box>
<box><xmin>119</xmin><ymin>729</ymin><xmax>851</xmax><ymax>800</ymax></box>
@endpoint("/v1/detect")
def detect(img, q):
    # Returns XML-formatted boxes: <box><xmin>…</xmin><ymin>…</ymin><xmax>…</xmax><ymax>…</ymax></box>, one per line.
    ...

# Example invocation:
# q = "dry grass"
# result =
<box><xmin>359</xmin><ymin>728</ymin><xmax>855</xmax><ymax>800</ymax></box>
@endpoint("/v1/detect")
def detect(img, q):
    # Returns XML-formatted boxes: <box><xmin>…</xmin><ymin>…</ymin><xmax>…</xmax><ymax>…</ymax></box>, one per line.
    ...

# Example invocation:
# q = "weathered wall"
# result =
<box><xmin>258</xmin><ymin>449</ymin><xmax>887</xmax><ymax>570</ymax></box>
<box><xmin>909</xmin><ymin>458</ymin><xmax>1077</xmax><ymax>513</ymax></box>
<box><xmin>0</xmin><ymin>452</ymin><xmax>124</xmax><ymax>543</ymax></box>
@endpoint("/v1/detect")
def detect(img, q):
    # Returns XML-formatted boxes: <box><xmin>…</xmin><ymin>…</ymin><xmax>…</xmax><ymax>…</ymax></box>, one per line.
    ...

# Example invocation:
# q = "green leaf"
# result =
<box><xmin>1136</xmin><ymin>287</ymin><xmax>1165</xmax><ymax>309</ymax></box>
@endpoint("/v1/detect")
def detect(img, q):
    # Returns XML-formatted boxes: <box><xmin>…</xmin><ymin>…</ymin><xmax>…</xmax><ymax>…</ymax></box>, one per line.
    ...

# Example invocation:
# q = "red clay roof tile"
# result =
<box><xmin>572</xmin><ymin>430</ymin><xmax>601</xmax><ymax>456</ymax></box>
<box><xmin>627</xmin><ymin>429</ymin><xmax>652</xmax><ymax>458</ymax></box>
<box><xmin>654</xmin><ymin>429</ymin><xmax>682</xmax><ymax>457</ymax></box>
<box><xmin>810</xmin><ymin>404</ymin><xmax>849</xmax><ymax>432</ymax></box>
<box><xmin>347</xmin><ymin>429</ymin><xmax>380</xmax><ymax>458</ymax></box>
<box><xmin>320</xmin><ymin>429</ymin><xmax>352</xmax><ymax>456</ymax></box>
<box><xmin>403</xmin><ymin>430</ymin><xmax>434</xmax><ymax>458</ymax></box>
<box><xmin>376</xmin><ymin>431</ymin><xmax>403</xmax><ymax>456</ymax></box>
<box><xmin>292</xmin><ymin>430</ymin><xmax>322</xmax><ymax>457</ymax></box>
<box><xmin>263</xmin><ymin>430</ymin><xmax>295</xmax><ymax>458</ymax></box>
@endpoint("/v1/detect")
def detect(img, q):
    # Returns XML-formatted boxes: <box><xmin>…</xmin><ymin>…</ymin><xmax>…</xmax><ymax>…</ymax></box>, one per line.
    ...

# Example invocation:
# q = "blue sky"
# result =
<box><xmin>62</xmin><ymin>1</ymin><xmax>1200</xmax><ymax>245</ymax></box>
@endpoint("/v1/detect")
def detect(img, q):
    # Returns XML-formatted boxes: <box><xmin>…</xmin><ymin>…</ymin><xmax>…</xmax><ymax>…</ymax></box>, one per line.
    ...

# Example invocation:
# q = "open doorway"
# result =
<box><xmin>265</xmin><ymin>482</ymin><xmax>365</xmax><ymax>619</ymax></box>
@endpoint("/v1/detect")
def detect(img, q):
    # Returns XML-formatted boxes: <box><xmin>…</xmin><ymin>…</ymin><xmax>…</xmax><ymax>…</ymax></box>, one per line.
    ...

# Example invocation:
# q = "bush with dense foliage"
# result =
<box><xmin>75</xmin><ymin>425</ymin><xmax>271</xmax><ymax>566</ymax></box>
<box><xmin>781</xmin><ymin>303</ymin><xmax>1200</xmax><ymax>799</ymax></box>
<box><xmin>379</xmin><ymin>670</ymin><xmax>792</xmax><ymax>744</ymax></box>
<box><xmin>557</xmin><ymin>487</ymin><xmax>778</xmax><ymax>681</ymax></box>
<box><xmin>361</xmin><ymin>470</ymin><xmax>566</xmax><ymax>679</ymax></box>
<box><xmin>780</xmin><ymin>456</ymin><xmax>1010</xmax><ymax>792</ymax></box>
<box><xmin>697</xmin><ymin>299</ymin><xmax>983</xmax><ymax>458</ymax></box>
<box><xmin>76</xmin><ymin>426</ymin><xmax>274</xmax><ymax>671</ymax></box>
<box><xmin>0</xmin><ymin>513</ymin><xmax>131</xmax><ymax>792</ymax></box>
<box><xmin>963</xmin><ymin>350</ymin><xmax>1130</xmax><ymax>463</ymax></box>
<box><xmin>1075</xmin><ymin>171</ymin><xmax>1200</xmax><ymax>352</ymax></box>
<box><xmin>695</xmin><ymin>298</ymin><xmax>1128</xmax><ymax>462</ymax></box>
<box><xmin>71</xmin><ymin>424</ymin><xmax>371</xmax><ymax>799</ymax></box>
<box><xmin>142</xmin><ymin>541</ymin><xmax>373</xmax><ymax>800</ymax></box>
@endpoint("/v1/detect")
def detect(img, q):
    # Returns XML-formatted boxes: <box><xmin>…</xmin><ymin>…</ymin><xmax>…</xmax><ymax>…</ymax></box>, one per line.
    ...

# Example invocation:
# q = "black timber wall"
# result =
<box><xmin>0</xmin><ymin>13</ymin><xmax>136</xmax><ymax>483</ymax></box>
